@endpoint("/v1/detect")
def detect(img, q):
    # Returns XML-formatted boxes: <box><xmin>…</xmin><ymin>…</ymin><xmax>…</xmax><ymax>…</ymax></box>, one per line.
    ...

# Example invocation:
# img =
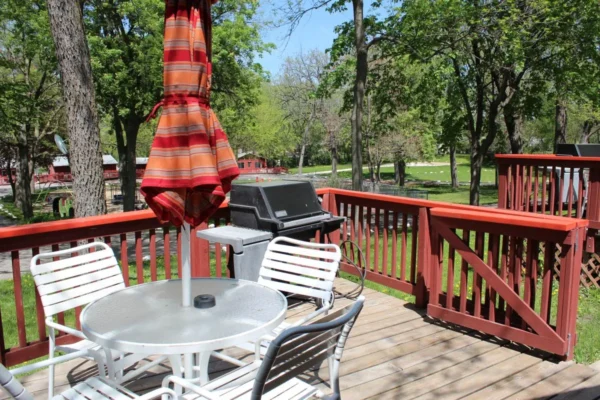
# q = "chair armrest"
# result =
<box><xmin>46</xmin><ymin>319</ymin><xmax>87</xmax><ymax>340</ymax></box>
<box><xmin>137</xmin><ymin>387</ymin><xmax>178</xmax><ymax>400</ymax></box>
<box><xmin>162</xmin><ymin>375</ymin><xmax>220</xmax><ymax>400</ymax></box>
<box><xmin>10</xmin><ymin>349</ymin><xmax>90</xmax><ymax>376</ymax></box>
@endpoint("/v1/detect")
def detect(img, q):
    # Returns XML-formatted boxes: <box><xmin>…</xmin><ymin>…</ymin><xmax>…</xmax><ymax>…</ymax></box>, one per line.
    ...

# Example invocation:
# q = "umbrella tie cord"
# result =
<box><xmin>145</xmin><ymin>94</ymin><xmax>211</xmax><ymax>122</ymax></box>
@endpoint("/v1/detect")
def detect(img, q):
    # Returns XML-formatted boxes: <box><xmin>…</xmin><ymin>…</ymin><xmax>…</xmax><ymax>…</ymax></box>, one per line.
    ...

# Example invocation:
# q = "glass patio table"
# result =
<box><xmin>80</xmin><ymin>278</ymin><xmax>287</xmax><ymax>385</ymax></box>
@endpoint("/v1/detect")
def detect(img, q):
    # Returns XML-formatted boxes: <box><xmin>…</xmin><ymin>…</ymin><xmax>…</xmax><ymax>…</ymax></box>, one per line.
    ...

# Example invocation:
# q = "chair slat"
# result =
<box><xmin>268</xmin><ymin>336</ymin><xmax>336</xmax><ymax>380</ymax></box>
<box><xmin>264</xmin><ymin>352</ymin><xmax>331</xmax><ymax>395</ymax></box>
<box><xmin>259</xmin><ymin>268</ymin><xmax>333</xmax><ymax>291</ymax></box>
<box><xmin>37</xmin><ymin>267</ymin><xmax>122</xmax><ymax>296</ymax></box>
<box><xmin>277</xmin><ymin>329</ymin><xmax>340</xmax><ymax>360</ymax></box>
<box><xmin>203</xmin><ymin>362</ymin><xmax>259</xmax><ymax>391</ymax></box>
<box><xmin>42</xmin><ymin>275</ymin><xmax>125</xmax><ymax>307</ymax></box>
<box><xmin>86</xmin><ymin>377</ymin><xmax>133</xmax><ymax>399</ymax></box>
<box><xmin>264</xmin><ymin>251</ymin><xmax>337</xmax><ymax>271</ymax></box>
<box><xmin>45</xmin><ymin>284</ymin><xmax>124</xmax><ymax>316</ymax></box>
<box><xmin>34</xmin><ymin>258</ymin><xmax>119</xmax><ymax>286</ymax></box>
<box><xmin>32</xmin><ymin>249</ymin><xmax>115</xmax><ymax>275</ymax></box>
<box><xmin>262</xmin><ymin>259</ymin><xmax>335</xmax><ymax>280</ymax></box>
<box><xmin>267</xmin><ymin>243</ymin><xmax>340</xmax><ymax>261</ymax></box>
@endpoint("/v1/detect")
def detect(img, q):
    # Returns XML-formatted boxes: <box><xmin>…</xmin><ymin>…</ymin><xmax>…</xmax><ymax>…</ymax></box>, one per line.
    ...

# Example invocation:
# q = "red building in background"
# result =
<box><xmin>236</xmin><ymin>152</ymin><xmax>287</xmax><ymax>175</ymax></box>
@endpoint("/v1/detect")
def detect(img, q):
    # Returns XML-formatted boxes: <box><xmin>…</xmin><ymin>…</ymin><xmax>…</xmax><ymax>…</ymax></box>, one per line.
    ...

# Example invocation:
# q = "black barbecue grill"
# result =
<box><xmin>229</xmin><ymin>180</ymin><xmax>345</xmax><ymax>241</ymax></box>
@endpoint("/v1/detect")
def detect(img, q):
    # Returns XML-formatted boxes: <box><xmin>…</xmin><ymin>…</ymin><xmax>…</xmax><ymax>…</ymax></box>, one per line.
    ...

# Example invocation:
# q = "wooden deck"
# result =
<box><xmin>9</xmin><ymin>279</ymin><xmax>600</xmax><ymax>400</ymax></box>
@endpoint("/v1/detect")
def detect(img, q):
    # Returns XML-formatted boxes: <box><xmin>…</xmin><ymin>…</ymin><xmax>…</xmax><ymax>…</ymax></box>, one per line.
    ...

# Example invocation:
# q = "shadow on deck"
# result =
<box><xmin>8</xmin><ymin>279</ymin><xmax>600</xmax><ymax>400</ymax></box>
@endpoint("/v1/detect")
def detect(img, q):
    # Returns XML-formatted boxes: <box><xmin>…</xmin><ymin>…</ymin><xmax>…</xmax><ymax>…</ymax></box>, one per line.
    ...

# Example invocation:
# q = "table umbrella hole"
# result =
<box><xmin>194</xmin><ymin>294</ymin><xmax>216</xmax><ymax>309</ymax></box>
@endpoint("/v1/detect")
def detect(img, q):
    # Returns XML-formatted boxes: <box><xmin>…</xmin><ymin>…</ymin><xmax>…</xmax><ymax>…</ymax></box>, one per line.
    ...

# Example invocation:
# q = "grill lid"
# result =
<box><xmin>229</xmin><ymin>181</ymin><xmax>328</xmax><ymax>231</ymax></box>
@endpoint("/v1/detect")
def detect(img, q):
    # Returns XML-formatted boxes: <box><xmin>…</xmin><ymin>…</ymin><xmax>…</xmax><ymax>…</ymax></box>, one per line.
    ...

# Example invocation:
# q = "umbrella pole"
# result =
<box><xmin>181</xmin><ymin>222</ymin><xmax>195</xmax><ymax>380</ymax></box>
<box><xmin>182</xmin><ymin>222</ymin><xmax>192</xmax><ymax>307</ymax></box>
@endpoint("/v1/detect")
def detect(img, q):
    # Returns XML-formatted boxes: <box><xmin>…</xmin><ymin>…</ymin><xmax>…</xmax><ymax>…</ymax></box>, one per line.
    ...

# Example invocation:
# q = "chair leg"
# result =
<box><xmin>48</xmin><ymin>327</ymin><xmax>55</xmax><ymax>398</ymax></box>
<box><xmin>103</xmin><ymin>348</ymin><xmax>115</xmax><ymax>380</ymax></box>
<box><xmin>329</xmin><ymin>357</ymin><xmax>341</xmax><ymax>397</ymax></box>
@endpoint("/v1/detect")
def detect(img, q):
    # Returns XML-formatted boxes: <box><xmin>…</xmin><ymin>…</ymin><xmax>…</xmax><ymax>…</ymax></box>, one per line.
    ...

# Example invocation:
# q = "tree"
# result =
<box><xmin>87</xmin><ymin>0</ymin><xmax>268</xmax><ymax>211</ymax></box>
<box><xmin>85</xmin><ymin>0</ymin><xmax>164</xmax><ymax>212</ymax></box>
<box><xmin>47</xmin><ymin>0</ymin><xmax>106</xmax><ymax>217</ymax></box>
<box><xmin>210</xmin><ymin>0</ymin><xmax>274</xmax><ymax>156</ymax></box>
<box><xmin>277</xmin><ymin>50</ymin><xmax>328</xmax><ymax>174</ymax></box>
<box><xmin>319</xmin><ymin>93</ymin><xmax>348</xmax><ymax>176</ymax></box>
<box><xmin>243</xmin><ymin>83</ymin><xmax>298</xmax><ymax>161</ymax></box>
<box><xmin>280</xmin><ymin>0</ymin><xmax>386</xmax><ymax>190</ymax></box>
<box><xmin>0</xmin><ymin>0</ymin><xmax>64</xmax><ymax>219</ymax></box>
<box><xmin>396</xmin><ymin>0</ymin><xmax>598</xmax><ymax>205</ymax></box>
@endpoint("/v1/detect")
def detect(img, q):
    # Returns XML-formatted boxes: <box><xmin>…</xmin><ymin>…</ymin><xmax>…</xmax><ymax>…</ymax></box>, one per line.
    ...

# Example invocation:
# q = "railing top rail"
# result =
<box><xmin>430</xmin><ymin>207</ymin><xmax>586</xmax><ymax>231</ymax></box>
<box><xmin>0</xmin><ymin>209</ymin><xmax>158</xmax><ymax>240</ymax></box>
<box><xmin>329</xmin><ymin>188</ymin><xmax>589</xmax><ymax>226</ymax></box>
<box><xmin>496</xmin><ymin>154</ymin><xmax>600</xmax><ymax>165</ymax></box>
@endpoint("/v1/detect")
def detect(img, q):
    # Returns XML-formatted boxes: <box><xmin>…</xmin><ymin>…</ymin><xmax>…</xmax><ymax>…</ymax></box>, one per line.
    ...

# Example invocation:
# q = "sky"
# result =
<box><xmin>256</xmin><ymin>2</ymin><xmax>354</xmax><ymax>77</ymax></box>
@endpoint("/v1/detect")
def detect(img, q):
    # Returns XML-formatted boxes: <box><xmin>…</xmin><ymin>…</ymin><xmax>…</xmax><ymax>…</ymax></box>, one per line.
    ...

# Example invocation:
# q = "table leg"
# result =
<box><xmin>168</xmin><ymin>355</ymin><xmax>183</xmax><ymax>396</ymax></box>
<box><xmin>184</xmin><ymin>353</ymin><xmax>194</xmax><ymax>380</ymax></box>
<box><xmin>197</xmin><ymin>352</ymin><xmax>210</xmax><ymax>386</ymax></box>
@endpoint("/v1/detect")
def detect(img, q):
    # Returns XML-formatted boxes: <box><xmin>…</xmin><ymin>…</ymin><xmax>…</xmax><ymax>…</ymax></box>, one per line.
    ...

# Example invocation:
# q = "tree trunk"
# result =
<box><xmin>580</xmin><ymin>120</ymin><xmax>598</xmax><ymax>144</ymax></box>
<box><xmin>503</xmin><ymin>103</ymin><xmax>523</xmax><ymax>154</ymax></box>
<box><xmin>470</xmin><ymin>148</ymin><xmax>483</xmax><ymax>206</ymax></box>
<box><xmin>366</xmin><ymin>149</ymin><xmax>375</xmax><ymax>183</ymax></box>
<box><xmin>395</xmin><ymin>160</ymin><xmax>406</xmax><ymax>187</ymax></box>
<box><xmin>298</xmin><ymin>143</ymin><xmax>307</xmax><ymax>175</ymax></box>
<box><xmin>350</xmin><ymin>0</ymin><xmax>366</xmax><ymax>191</ymax></box>
<box><xmin>375</xmin><ymin>161</ymin><xmax>381</xmax><ymax>183</ymax></box>
<box><xmin>15</xmin><ymin>144</ymin><xmax>33</xmax><ymax>219</ymax></box>
<box><xmin>6</xmin><ymin>158</ymin><xmax>15</xmax><ymax>201</ymax></box>
<box><xmin>450</xmin><ymin>145</ymin><xmax>459</xmax><ymax>189</ymax></box>
<box><xmin>297</xmin><ymin>110</ymin><xmax>315</xmax><ymax>175</ymax></box>
<box><xmin>554</xmin><ymin>99</ymin><xmax>568</xmax><ymax>149</ymax></box>
<box><xmin>47</xmin><ymin>0</ymin><xmax>106</xmax><ymax>217</ymax></box>
<box><xmin>123</xmin><ymin>118</ymin><xmax>140</xmax><ymax>211</ymax></box>
<box><xmin>329</xmin><ymin>130</ymin><xmax>338</xmax><ymax>177</ymax></box>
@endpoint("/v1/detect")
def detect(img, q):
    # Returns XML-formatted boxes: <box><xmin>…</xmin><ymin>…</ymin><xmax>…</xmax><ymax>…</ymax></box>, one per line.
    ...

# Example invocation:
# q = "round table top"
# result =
<box><xmin>80</xmin><ymin>278</ymin><xmax>287</xmax><ymax>354</ymax></box>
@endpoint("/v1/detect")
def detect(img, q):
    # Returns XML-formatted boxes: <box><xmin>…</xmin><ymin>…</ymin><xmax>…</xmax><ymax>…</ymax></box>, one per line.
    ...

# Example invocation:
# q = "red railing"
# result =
<box><xmin>0</xmin><ymin>207</ymin><xmax>230</xmax><ymax>367</ymax></box>
<box><xmin>0</xmin><ymin>187</ymin><xmax>587</xmax><ymax>367</ymax></box>
<box><xmin>33</xmin><ymin>170</ymin><xmax>147</xmax><ymax>184</ymax></box>
<box><xmin>320</xmin><ymin>189</ymin><xmax>586</xmax><ymax>359</ymax></box>
<box><xmin>496</xmin><ymin>154</ymin><xmax>600</xmax><ymax>252</ymax></box>
<box><xmin>238</xmin><ymin>167</ymin><xmax>288</xmax><ymax>175</ymax></box>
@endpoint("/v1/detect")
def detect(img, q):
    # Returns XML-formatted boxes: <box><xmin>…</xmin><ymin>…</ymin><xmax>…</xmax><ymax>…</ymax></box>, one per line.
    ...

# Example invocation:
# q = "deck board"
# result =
<box><xmin>9</xmin><ymin>278</ymin><xmax>600</xmax><ymax>400</ymax></box>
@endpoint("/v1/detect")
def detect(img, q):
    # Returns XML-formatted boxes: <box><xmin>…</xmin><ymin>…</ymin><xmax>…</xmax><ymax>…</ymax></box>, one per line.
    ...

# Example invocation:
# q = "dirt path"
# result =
<box><xmin>304</xmin><ymin>162</ymin><xmax>450</xmax><ymax>175</ymax></box>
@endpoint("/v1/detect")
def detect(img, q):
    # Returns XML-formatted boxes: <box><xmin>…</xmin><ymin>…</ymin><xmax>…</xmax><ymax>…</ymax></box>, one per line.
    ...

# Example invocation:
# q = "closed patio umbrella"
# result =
<box><xmin>141</xmin><ymin>0</ymin><xmax>239</xmax><ymax>308</ymax></box>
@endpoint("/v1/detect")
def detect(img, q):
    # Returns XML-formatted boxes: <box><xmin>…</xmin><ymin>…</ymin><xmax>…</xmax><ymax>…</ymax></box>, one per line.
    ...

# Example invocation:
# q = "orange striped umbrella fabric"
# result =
<box><xmin>141</xmin><ymin>0</ymin><xmax>239</xmax><ymax>227</ymax></box>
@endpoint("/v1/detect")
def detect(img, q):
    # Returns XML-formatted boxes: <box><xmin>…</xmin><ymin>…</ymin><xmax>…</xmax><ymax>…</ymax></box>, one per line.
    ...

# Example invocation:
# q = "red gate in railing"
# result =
<box><xmin>427</xmin><ymin>208</ymin><xmax>585</xmax><ymax>358</ymax></box>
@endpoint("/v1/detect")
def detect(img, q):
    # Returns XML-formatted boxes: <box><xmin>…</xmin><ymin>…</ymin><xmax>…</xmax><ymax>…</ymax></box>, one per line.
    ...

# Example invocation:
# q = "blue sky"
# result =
<box><xmin>256</xmin><ymin>2</ymin><xmax>354</xmax><ymax>77</ymax></box>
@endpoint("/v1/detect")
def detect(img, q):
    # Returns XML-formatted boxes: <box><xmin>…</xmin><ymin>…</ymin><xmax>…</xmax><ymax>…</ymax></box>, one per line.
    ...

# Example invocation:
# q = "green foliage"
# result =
<box><xmin>244</xmin><ymin>83</ymin><xmax>298</xmax><ymax>159</ymax></box>
<box><xmin>210</xmin><ymin>0</ymin><xmax>273</xmax><ymax>151</ymax></box>
<box><xmin>85</xmin><ymin>0</ymin><xmax>165</xmax><ymax>121</ymax></box>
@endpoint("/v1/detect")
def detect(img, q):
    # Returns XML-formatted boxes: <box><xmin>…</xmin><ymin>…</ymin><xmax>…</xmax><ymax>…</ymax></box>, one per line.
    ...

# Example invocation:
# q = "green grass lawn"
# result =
<box><xmin>411</xmin><ymin>184</ymin><xmax>498</xmax><ymax>205</ymax></box>
<box><xmin>288</xmin><ymin>164</ymin><xmax>352</xmax><ymax>174</ymax></box>
<box><xmin>334</xmin><ymin>160</ymin><xmax>496</xmax><ymax>184</ymax></box>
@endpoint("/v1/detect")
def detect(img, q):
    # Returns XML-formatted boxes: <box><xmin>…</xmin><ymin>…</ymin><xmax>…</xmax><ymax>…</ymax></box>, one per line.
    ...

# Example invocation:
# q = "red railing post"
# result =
<box><xmin>555</xmin><ymin>226</ymin><xmax>585</xmax><ymax>360</ymax></box>
<box><xmin>326</xmin><ymin>190</ymin><xmax>340</xmax><ymax>246</ymax></box>
<box><xmin>415</xmin><ymin>207</ymin><xmax>431</xmax><ymax>308</ymax></box>
<box><xmin>498</xmin><ymin>163</ymin><xmax>509</xmax><ymax>209</ymax></box>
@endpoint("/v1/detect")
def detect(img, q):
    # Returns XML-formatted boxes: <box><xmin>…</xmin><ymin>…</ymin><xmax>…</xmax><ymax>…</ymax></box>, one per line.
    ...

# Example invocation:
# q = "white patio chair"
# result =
<box><xmin>0</xmin><ymin>361</ymin><xmax>176</xmax><ymax>400</ymax></box>
<box><xmin>165</xmin><ymin>297</ymin><xmax>364</xmax><ymax>400</ymax></box>
<box><xmin>220</xmin><ymin>237</ymin><xmax>341</xmax><ymax>363</ymax></box>
<box><xmin>30</xmin><ymin>242</ymin><xmax>165</xmax><ymax>398</ymax></box>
